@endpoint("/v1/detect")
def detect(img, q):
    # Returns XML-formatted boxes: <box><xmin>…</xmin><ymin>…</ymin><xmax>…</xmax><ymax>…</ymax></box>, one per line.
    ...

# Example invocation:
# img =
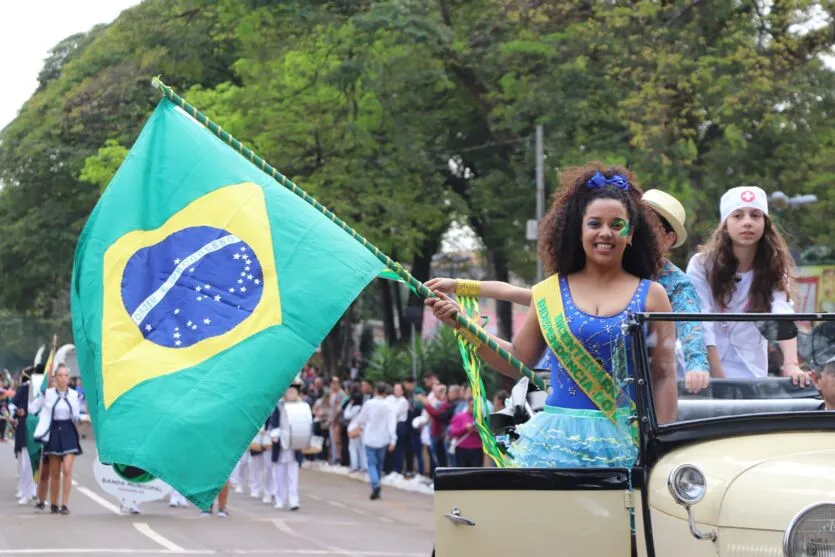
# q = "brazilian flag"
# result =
<box><xmin>71</xmin><ymin>99</ymin><xmax>387</xmax><ymax>509</ymax></box>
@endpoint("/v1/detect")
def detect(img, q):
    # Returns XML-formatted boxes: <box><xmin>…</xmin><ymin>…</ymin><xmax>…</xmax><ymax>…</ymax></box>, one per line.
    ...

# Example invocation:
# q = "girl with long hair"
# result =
<box><xmin>686</xmin><ymin>186</ymin><xmax>808</xmax><ymax>384</ymax></box>
<box><xmin>426</xmin><ymin>163</ymin><xmax>677</xmax><ymax>468</ymax></box>
<box><xmin>31</xmin><ymin>364</ymin><xmax>82</xmax><ymax>514</ymax></box>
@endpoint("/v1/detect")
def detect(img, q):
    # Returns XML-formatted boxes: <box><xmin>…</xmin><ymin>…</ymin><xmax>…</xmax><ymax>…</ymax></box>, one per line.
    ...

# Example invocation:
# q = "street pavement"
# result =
<box><xmin>0</xmin><ymin>438</ymin><xmax>434</xmax><ymax>557</ymax></box>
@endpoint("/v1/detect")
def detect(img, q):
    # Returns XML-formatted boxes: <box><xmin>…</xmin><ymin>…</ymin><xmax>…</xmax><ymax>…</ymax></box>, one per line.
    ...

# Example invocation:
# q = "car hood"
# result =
<box><xmin>649</xmin><ymin>432</ymin><xmax>835</xmax><ymax>529</ymax></box>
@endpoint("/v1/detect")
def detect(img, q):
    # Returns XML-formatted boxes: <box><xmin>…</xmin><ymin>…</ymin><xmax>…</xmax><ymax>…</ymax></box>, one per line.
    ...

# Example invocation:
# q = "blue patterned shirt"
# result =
<box><xmin>657</xmin><ymin>260</ymin><xmax>709</xmax><ymax>376</ymax></box>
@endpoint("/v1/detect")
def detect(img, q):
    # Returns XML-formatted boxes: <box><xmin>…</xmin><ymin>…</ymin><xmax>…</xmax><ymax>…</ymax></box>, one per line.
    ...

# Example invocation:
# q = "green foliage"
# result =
<box><xmin>80</xmin><ymin>139</ymin><xmax>129</xmax><ymax>192</ymax></box>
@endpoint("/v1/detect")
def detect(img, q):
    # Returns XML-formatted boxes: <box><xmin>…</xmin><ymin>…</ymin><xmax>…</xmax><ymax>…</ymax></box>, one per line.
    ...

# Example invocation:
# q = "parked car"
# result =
<box><xmin>433</xmin><ymin>313</ymin><xmax>835</xmax><ymax>557</ymax></box>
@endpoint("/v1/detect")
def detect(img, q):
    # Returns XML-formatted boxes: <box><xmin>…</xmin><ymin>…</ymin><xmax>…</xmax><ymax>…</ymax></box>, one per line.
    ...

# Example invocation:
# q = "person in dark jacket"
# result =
<box><xmin>10</xmin><ymin>370</ymin><xmax>37</xmax><ymax>504</ymax></box>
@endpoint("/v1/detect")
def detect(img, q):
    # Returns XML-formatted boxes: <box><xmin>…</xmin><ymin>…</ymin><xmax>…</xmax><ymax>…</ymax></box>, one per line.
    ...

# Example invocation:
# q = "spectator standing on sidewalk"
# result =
<box><xmin>350</xmin><ymin>382</ymin><xmax>396</xmax><ymax>500</ymax></box>
<box><xmin>448</xmin><ymin>396</ymin><xmax>483</xmax><ymax>467</ymax></box>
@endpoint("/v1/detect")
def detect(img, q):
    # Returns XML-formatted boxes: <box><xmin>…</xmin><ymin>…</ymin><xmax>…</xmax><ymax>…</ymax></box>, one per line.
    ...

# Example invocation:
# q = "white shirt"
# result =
<box><xmin>386</xmin><ymin>395</ymin><xmax>409</xmax><ymax>423</ymax></box>
<box><xmin>686</xmin><ymin>254</ymin><xmax>794</xmax><ymax>378</ymax></box>
<box><xmin>353</xmin><ymin>396</ymin><xmax>397</xmax><ymax>449</ymax></box>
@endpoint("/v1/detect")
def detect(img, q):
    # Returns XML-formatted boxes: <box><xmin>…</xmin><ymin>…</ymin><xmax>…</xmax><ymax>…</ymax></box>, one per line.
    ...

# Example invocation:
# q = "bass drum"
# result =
<box><xmin>279</xmin><ymin>401</ymin><xmax>313</xmax><ymax>450</ymax></box>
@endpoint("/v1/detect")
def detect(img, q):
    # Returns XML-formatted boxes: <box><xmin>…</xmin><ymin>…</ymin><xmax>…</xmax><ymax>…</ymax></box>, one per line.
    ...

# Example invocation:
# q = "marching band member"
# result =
<box><xmin>31</xmin><ymin>364</ymin><xmax>82</xmax><ymax>514</ymax></box>
<box><xmin>269</xmin><ymin>383</ymin><xmax>305</xmax><ymax>511</ymax></box>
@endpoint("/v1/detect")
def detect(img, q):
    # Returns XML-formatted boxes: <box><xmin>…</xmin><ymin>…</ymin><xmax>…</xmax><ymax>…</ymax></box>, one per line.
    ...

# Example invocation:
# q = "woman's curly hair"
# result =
<box><xmin>538</xmin><ymin>162</ymin><xmax>664</xmax><ymax>279</ymax></box>
<box><xmin>699</xmin><ymin>216</ymin><xmax>794</xmax><ymax>312</ymax></box>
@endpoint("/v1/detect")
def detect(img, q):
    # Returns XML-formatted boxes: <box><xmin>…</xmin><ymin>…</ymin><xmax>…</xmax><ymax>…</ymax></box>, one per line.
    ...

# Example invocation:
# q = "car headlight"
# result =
<box><xmin>668</xmin><ymin>464</ymin><xmax>707</xmax><ymax>506</ymax></box>
<box><xmin>784</xmin><ymin>502</ymin><xmax>835</xmax><ymax>557</ymax></box>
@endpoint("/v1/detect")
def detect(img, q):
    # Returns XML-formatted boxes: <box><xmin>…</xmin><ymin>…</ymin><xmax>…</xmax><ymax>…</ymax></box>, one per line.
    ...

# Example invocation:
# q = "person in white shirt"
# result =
<box><xmin>386</xmin><ymin>383</ymin><xmax>410</xmax><ymax>474</ymax></box>
<box><xmin>350</xmin><ymin>382</ymin><xmax>396</xmax><ymax>500</ymax></box>
<box><xmin>686</xmin><ymin>186</ymin><xmax>808</xmax><ymax>384</ymax></box>
<box><xmin>31</xmin><ymin>364</ymin><xmax>82</xmax><ymax>515</ymax></box>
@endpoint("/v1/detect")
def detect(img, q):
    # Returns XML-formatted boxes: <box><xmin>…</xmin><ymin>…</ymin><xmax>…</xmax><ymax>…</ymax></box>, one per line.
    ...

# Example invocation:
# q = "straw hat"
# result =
<box><xmin>642</xmin><ymin>189</ymin><xmax>688</xmax><ymax>249</ymax></box>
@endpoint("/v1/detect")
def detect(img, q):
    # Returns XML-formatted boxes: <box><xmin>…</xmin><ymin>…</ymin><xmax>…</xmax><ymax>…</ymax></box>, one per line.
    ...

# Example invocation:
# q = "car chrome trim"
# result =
<box><xmin>685</xmin><ymin>505</ymin><xmax>717</xmax><ymax>542</ymax></box>
<box><xmin>443</xmin><ymin>507</ymin><xmax>475</xmax><ymax>527</ymax></box>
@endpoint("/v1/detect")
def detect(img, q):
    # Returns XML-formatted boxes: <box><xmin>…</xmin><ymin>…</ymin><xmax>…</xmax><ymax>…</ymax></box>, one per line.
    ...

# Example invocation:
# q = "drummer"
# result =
<box><xmin>268</xmin><ymin>383</ymin><xmax>306</xmax><ymax>511</ymax></box>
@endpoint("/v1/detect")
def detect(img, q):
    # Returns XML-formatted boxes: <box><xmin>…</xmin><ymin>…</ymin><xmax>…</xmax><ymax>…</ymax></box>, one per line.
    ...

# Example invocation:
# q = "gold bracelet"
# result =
<box><xmin>455</xmin><ymin>326</ymin><xmax>485</xmax><ymax>349</ymax></box>
<box><xmin>456</xmin><ymin>279</ymin><xmax>481</xmax><ymax>298</ymax></box>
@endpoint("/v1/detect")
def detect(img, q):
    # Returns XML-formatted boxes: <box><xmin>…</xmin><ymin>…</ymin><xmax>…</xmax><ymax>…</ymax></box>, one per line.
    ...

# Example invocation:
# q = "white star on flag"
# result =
<box><xmin>214</xmin><ymin>295</ymin><xmax>221</xmax><ymax>302</ymax></box>
<box><xmin>233</xmin><ymin>253</ymin><xmax>241</xmax><ymax>260</ymax></box>
<box><xmin>174</xmin><ymin>258</ymin><xmax>181</xmax><ymax>264</ymax></box>
<box><xmin>247</xmin><ymin>274</ymin><xmax>253</xmax><ymax>280</ymax></box>
<box><xmin>187</xmin><ymin>320</ymin><xmax>193</xmax><ymax>327</ymax></box>
<box><xmin>196</xmin><ymin>286</ymin><xmax>202</xmax><ymax>292</ymax></box>
<box><xmin>174</xmin><ymin>332</ymin><xmax>181</xmax><ymax>339</ymax></box>
<box><xmin>191</xmin><ymin>324</ymin><xmax>197</xmax><ymax>330</ymax></box>
<box><xmin>240</xmin><ymin>286</ymin><xmax>247</xmax><ymax>293</ymax></box>
<box><xmin>175</xmin><ymin>340</ymin><xmax>182</xmax><ymax>346</ymax></box>
<box><xmin>196</xmin><ymin>296</ymin><xmax>203</xmax><ymax>301</ymax></box>
<box><xmin>174</xmin><ymin>308</ymin><xmax>180</xmax><ymax>315</ymax></box>
<box><xmin>254</xmin><ymin>279</ymin><xmax>261</xmax><ymax>285</ymax></box>
<box><xmin>228</xmin><ymin>288</ymin><xmax>235</xmax><ymax>293</ymax></box>
<box><xmin>205</xmin><ymin>285</ymin><xmax>211</xmax><ymax>290</ymax></box>
<box><xmin>203</xmin><ymin>318</ymin><xmax>211</xmax><ymax>325</ymax></box>
<box><xmin>145</xmin><ymin>324</ymin><xmax>152</xmax><ymax>331</ymax></box>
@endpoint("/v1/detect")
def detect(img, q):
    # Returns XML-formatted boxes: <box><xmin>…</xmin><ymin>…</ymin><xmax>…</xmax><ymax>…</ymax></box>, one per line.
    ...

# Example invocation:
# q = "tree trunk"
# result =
<box><xmin>392</xmin><ymin>279</ymin><xmax>405</xmax><ymax>344</ymax></box>
<box><xmin>492</xmin><ymin>248</ymin><xmax>514</xmax><ymax>340</ymax></box>
<box><xmin>406</xmin><ymin>234</ymin><xmax>443</xmax><ymax>337</ymax></box>
<box><xmin>378</xmin><ymin>279</ymin><xmax>398</xmax><ymax>345</ymax></box>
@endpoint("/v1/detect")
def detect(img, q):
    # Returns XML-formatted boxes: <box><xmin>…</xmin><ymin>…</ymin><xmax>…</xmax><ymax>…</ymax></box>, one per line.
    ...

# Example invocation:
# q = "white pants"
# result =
<box><xmin>262</xmin><ymin>455</ymin><xmax>274</xmax><ymax>501</ymax></box>
<box><xmin>16</xmin><ymin>452</ymin><xmax>36</xmax><ymax>500</ymax></box>
<box><xmin>273</xmin><ymin>460</ymin><xmax>299</xmax><ymax>508</ymax></box>
<box><xmin>348</xmin><ymin>437</ymin><xmax>366</xmax><ymax>471</ymax></box>
<box><xmin>248</xmin><ymin>452</ymin><xmax>265</xmax><ymax>496</ymax></box>
<box><xmin>231</xmin><ymin>451</ymin><xmax>250</xmax><ymax>488</ymax></box>
<box><xmin>169</xmin><ymin>490</ymin><xmax>188</xmax><ymax>507</ymax></box>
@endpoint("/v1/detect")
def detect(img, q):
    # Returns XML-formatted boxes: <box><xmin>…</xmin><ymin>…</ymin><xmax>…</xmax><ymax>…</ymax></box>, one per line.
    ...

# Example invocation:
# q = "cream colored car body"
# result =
<box><xmin>434</xmin><ymin>431</ymin><xmax>835</xmax><ymax>557</ymax></box>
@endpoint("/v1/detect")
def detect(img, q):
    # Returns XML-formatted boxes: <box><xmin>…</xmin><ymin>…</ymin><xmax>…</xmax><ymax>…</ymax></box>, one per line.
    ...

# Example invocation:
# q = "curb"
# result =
<box><xmin>302</xmin><ymin>460</ymin><xmax>434</xmax><ymax>496</ymax></box>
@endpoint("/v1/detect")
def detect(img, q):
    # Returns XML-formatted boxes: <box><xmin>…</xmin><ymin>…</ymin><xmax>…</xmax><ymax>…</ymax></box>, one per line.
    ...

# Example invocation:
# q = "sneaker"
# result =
<box><xmin>234</xmin><ymin>486</ymin><xmax>244</xmax><ymax>494</ymax></box>
<box><xmin>217</xmin><ymin>508</ymin><xmax>228</xmax><ymax>518</ymax></box>
<box><xmin>290</xmin><ymin>505</ymin><xmax>299</xmax><ymax>511</ymax></box>
<box><xmin>59</xmin><ymin>506</ymin><xmax>70</xmax><ymax>515</ymax></box>
<box><xmin>370</xmin><ymin>488</ymin><xmax>381</xmax><ymax>500</ymax></box>
<box><xmin>34</xmin><ymin>501</ymin><xmax>45</xmax><ymax>511</ymax></box>
<box><xmin>273</xmin><ymin>501</ymin><xmax>284</xmax><ymax>510</ymax></box>
<box><xmin>50</xmin><ymin>504</ymin><xmax>59</xmax><ymax>514</ymax></box>
<box><xmin>261</xmin><ymin>495</ymin><xmax>272</xmax><ymax>505</ymax></box>
<box><xmin>18</xmin><ymin>497</ymin><xmax>31</xmax><ymax>505</ymax></box>
<box><xmin>200</xmin><ymin>504</ymin><xmax>213</xmax><ymax>517</ymax></box>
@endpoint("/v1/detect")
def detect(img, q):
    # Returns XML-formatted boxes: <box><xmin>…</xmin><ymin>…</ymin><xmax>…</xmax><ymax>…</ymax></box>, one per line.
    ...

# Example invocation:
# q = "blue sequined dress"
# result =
<box><xmin>509</xmin><ymin>275</ymin><xmax>650</xmax><ymax>468</ymax></box>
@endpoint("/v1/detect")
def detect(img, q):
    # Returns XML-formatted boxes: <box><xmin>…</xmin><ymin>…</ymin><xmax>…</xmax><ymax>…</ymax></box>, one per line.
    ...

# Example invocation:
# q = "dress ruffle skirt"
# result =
<box><xmin>508</xmin><ymin>406</ymin><xmax>637</xmax><ymax>468</ymax></box>
<box><xmin>42</xmin><ymin>419</ymin><xmax>82</xmax><ymax>457</ymax></box>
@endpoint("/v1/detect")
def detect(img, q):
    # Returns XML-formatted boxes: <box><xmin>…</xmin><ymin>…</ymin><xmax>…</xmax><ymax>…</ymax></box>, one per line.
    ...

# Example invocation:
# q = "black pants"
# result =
<box><xmin>455</xmin><ymin>447</ymin><xmax>482</xmax><ymax>468</ymax></box>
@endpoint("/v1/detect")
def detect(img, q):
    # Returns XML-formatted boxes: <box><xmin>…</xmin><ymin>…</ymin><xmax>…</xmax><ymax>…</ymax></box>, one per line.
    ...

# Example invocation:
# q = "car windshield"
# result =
<box><xmin>638</xmin><ymin>314</ymin><xmax>835</xmax><ymax>427</ymax></box>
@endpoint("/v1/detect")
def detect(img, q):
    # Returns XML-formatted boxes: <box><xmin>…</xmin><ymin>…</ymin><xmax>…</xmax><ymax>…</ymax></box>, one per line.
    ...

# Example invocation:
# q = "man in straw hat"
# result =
<box><xmin>642</xmin><ymin>189</ymin><xmax>710</xmax><ymax>394</ymax></box>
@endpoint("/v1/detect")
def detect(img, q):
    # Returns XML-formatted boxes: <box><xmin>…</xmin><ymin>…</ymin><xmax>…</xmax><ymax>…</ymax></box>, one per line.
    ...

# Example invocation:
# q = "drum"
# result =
<box><xmin>279</xmin><ymin>401</ymin><xmax>313</xmax><ymax>450</ymax></box>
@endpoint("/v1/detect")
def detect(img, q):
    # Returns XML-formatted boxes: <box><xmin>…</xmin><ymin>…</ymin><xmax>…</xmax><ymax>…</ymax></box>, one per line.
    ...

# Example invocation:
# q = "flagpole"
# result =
<box><xmin>150</xmin><ymin>77</ymin><xmax>545</xmax><ymax>391</ymax></box>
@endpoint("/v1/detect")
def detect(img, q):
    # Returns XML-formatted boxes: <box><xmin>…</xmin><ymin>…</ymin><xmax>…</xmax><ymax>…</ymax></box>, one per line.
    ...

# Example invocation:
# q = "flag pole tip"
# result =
<box><xmin>151</xmin><ymin>75</ymin><xmax>162</xmax><ymax>89</ymax></box>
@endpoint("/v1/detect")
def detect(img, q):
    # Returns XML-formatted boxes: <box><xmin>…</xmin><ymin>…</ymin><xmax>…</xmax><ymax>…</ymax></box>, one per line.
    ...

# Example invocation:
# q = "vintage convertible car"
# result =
<box><xmin>433</xmin><ymin>312</ymin><xmax>835</xmax><ymax>557</ymax></box>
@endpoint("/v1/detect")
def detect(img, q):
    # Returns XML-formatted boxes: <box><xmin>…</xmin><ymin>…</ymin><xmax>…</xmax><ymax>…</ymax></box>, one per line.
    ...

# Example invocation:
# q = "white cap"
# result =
<box><xmin>720</xmin><ymin>186</ymin><xmax>768</xmax><ymax>224</ymax></box>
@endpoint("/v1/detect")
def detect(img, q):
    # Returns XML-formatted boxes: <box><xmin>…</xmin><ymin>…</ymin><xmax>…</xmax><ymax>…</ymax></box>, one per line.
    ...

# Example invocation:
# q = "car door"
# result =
<box><xmin>434</xmin><ymin>466</ymin><xmax>636</xmax><ymax>556</ymax></box>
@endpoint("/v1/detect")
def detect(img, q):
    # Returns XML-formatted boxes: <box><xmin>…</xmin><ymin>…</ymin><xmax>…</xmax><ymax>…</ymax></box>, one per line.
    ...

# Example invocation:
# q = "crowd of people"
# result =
<box><xmin>226</xmin><ymin>365</ymin><xmax>504</xmax><ymax>507</ymax></box>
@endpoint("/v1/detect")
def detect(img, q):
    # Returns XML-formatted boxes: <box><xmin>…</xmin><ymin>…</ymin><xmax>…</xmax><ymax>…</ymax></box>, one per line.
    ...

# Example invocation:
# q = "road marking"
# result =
<box><xmin>0</xmin><ymin>550</ymin><xmax>213</xmax><ymax>555</ymax></box>
<box><xmin>378</xmin><ymin>517</ymin><xmax>394</xmax><ymax>524</ymax></box>
<box><xmin>226</xmin><ymin>549</ymin><xmax>426</xmax><ymax>557</ymax></box>
<box><xmin>71</xmin><ymin>480</ymin><xmax>78</xmax><ymax>486</ymax></box>
<box><xmin>327</xmin><ymin>501</ymin><xmax>346</xmax><ymax>509</ymax></box>
<box><xmin>76</xmin><ymin>485</ymin><xmax>122</xmax><ymax>515</ymax></box>
<box><xmin>306</xmin><ymin>494</ymin><xmax>322</xmax><ymax>501</ymax></box>
<box><xmin>272</xmin><ymin>519</ymin><xmax>363</xmax><ymax>557</ymax></box>
<box><xmin>134</xmin><ymin>522</ymin><xmax>186</xmax><ymax>553</ymax></box>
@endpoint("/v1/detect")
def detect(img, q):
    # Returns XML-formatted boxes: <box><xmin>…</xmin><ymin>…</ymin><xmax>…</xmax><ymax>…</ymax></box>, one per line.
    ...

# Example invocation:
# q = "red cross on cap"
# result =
<box><xmin>740</xmin><ymin>190</ymin><xmax>756</xmax><ymax>203</ymax></box>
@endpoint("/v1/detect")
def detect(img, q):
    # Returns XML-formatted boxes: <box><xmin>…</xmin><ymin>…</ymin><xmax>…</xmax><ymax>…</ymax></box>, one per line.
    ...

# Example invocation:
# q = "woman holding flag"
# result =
<box><xmin>425</xmin><ymin>163</ymin><xmax>678</xmax><ymax>468</ymax></box>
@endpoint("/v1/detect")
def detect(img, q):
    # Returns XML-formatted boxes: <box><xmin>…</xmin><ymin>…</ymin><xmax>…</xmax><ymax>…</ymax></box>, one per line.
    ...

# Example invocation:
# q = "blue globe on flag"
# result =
<box><xmin>120</xmin><ymin>226</ymin><xmax>264</xmax><ymax>349</ymax></box>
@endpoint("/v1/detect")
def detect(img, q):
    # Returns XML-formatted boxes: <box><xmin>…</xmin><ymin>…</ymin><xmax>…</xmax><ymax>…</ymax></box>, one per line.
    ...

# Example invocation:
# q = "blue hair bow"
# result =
<box><xmin>585</xmin><ymin>171</ymin><xmax>629</xmax><ymax>191</ymax></box>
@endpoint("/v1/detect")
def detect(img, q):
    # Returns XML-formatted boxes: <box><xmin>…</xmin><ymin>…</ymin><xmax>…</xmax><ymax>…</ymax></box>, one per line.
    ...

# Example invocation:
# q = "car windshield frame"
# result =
<box><xmin>629</xmin><ymin>311</ymin><xmax>835</xmax><ymax>463</ymax></box>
